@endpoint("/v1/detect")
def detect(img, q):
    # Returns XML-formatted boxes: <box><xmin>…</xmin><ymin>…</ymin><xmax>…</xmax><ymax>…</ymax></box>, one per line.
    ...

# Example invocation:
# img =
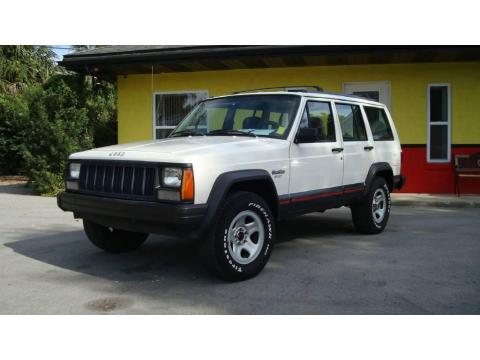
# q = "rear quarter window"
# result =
<box><xmin>364</xmin><ymin>106</ymin><xmax>394</xmax><ymax>141</ymax></box>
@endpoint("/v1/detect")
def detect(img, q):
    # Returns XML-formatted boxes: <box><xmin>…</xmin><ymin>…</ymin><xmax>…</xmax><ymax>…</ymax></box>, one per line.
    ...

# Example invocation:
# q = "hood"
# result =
<box><xmin>70</xmin><ymin>136</ymin><xmax>289</xmax><ymax>163</ymax></box>
<box><xmin>90</xmin><ymin>136</ymin><xmax>256</xmax><ymax>154</ymax></box>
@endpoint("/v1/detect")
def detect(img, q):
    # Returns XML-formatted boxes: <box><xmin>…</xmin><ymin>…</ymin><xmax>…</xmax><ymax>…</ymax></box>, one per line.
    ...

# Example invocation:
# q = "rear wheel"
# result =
<box><xmin>351</xmin><ymin>177</ymin><xmax>391</xmax><ymax>234</ymax></box>
<box><xmin>199</xmin><ymin>191</ymin><xmax>275</xmax><ymax>281</ymax></box>
<box><xmin>83</xmin><ymin>220</ymin><xmax>148</xmax><ymax>253</ymax></box>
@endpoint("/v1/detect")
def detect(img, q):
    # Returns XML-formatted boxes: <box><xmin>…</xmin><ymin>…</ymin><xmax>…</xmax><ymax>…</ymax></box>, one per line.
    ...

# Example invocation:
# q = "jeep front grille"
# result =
<box><xmin>78</xmin><ymin>163</ymin><xmax>156</xmax><ymax>199</ymax></box>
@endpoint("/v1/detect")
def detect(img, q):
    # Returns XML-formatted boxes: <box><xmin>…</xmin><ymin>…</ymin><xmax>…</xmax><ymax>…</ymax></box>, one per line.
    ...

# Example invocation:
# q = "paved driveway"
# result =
<box><xmin>1</xmin><ymin>186</ymin><xmax>479</xmax><ymax>314</ymax></box>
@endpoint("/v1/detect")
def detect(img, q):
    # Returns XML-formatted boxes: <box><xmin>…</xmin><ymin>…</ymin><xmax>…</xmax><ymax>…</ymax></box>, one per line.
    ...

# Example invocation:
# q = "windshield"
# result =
<box><xmin>170</xmin><ymin>95</ymin><xmax>301</xmax><ymax>139</ymax></box>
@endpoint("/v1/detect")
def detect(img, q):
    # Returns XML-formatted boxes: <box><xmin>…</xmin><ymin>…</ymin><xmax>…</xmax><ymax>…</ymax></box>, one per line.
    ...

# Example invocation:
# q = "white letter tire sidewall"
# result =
<box><xmin>216</xmin><ymin>193</ymin><xmax>275</xmax><ymax>279</ymax></box>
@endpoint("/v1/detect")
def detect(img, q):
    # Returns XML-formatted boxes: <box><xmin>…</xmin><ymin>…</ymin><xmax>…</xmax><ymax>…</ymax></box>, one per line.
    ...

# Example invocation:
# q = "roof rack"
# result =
<box><xmin>233</xmin><ymin>85</ymin><xmax>324</xmax><ymax>94</ymax></box>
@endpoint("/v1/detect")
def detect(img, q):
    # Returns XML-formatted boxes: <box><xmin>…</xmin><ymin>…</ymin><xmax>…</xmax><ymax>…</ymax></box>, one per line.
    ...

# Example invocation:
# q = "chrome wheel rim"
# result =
<box><xmin>372</xmin><ymin>188</ymin><xmax>387</xmax><ymax>223</ymax></box>
<box><xmin>227</xmin><ymin>210</ymin><xmax>264</xmax><ymax>265</ymax></box>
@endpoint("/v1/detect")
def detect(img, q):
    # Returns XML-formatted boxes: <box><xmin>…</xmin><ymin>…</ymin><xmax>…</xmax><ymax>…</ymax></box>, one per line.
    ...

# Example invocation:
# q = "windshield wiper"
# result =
<box><xmin>170</xmin><ymin>129</ymin><xmax>205</xmax><ymax>137</ymax></box>
<box><xmin>207</xmin><ymin>129</ymin><xmax>257</xmax><ymax>137</ymax></box>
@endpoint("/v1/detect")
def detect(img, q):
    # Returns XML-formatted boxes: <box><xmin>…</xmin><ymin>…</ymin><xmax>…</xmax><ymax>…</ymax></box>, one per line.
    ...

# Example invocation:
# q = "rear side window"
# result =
<box><xmin>299</xmin><ymin>101</ymin><xmax>336</xmax><ymax>142</ymax></box>
<box><xmin>364</xmin><ymin>106</ymin><xmax>394</xmax><ymax>141</ymax></box>
<box><xmin>336</xmin><ymin>103</ymin><xmax>368</xmax><ymax>141</ymax></box>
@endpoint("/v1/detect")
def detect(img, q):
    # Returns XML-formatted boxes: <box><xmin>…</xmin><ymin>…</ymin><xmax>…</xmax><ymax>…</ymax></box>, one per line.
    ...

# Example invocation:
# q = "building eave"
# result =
<box><xmin>60</xmin><ymin>45</ymin><xmax>480</xmax><ymax>78</ymax></box>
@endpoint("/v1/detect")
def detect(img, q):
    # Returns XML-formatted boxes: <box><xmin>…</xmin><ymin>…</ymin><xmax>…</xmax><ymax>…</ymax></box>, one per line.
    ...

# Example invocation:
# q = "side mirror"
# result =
<box><xmin>295</xmin><ymin>128</ymin><xmax>317</xmax><ymax>144</ymax></box>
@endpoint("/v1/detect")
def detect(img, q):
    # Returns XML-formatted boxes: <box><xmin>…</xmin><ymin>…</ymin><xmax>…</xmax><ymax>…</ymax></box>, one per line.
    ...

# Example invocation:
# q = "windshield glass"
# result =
<box><xmin>170</xmin><ymin>95</ymin><xmax>301</xmax><ymax>139</ymax></box>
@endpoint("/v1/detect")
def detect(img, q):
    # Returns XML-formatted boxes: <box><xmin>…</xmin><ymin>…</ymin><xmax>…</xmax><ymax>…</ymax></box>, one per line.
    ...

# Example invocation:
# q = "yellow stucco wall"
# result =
<box><xmin>117</xmin><ymin>62</ymin><xmax>480</xmax><ymax>145</ymax></box>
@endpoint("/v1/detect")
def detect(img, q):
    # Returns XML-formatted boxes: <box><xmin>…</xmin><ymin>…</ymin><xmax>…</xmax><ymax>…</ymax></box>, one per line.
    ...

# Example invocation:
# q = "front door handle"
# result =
<box><xmin>332</xmin><ymin>147</ymin><xmax>344</xmax><ymax>153</ymax></box>
<box><xmin>364</xmin><ymin>146</ymin><xmax>374</xmax><ymax>151</ymax></box>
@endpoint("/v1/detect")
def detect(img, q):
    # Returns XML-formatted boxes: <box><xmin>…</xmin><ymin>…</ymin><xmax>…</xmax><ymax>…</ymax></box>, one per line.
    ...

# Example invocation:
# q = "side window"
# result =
<box><xmin>336</xmin><ymin>103</ymin><xmax>368</xmax><ymax>141</ymax></box>
<box><xmin>364</xmin><ymin>106</ymin><xmax>394</xmax><ymax>141</ymax></box>
<box><xmin>299</xmin><ymin>101</ymin><xmax>336</xmax><ymax>142</ymax></box>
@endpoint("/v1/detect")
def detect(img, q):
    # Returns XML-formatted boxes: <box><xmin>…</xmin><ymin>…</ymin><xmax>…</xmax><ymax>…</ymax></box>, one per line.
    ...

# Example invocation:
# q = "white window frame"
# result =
<box><xmin>152</xmin><ymin>90</ymin><xmax>208</xmax><ymax>139</ymax></box>
<box><xmin>342</xmin><ymin>81</ymin><xmax>391</xmax><ymax>111</ymax></box>
<box><xmin>427</xmin><ymin>83</ymin><xmax>451</xmax><ymax>163</ymax></box>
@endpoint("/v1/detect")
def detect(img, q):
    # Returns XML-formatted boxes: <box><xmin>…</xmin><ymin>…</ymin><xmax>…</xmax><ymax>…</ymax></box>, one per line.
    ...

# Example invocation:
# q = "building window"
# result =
<box><xmin>153</xmin><ymin>91</ymin><xmax>208</xmax><ymax>139</ymax></box>
<box><xmin>343</xmin><ymin>81</ymin><xmax>391</xmax><ymax>110</ymax></box>
<box><xmin>335</xmin><ymin>103</ymin><xmax>368</xmax><ymax>142</ymax></box>
<box><xmin>427</xmin><ymin>84</ymin><xmax>451</xmax><ymax>162</ymax></box>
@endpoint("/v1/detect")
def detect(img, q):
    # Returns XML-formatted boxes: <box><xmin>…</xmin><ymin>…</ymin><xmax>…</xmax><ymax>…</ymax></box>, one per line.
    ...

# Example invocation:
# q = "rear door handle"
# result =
<box><xmin>364</xmin><ymin>146</ymin><xmax>374</xmax><ymax>151</ymax></box>
<box><xmin>331</xmin><ymin>147</ymin><xmax>344</xmax><ymax>153</ymax></box>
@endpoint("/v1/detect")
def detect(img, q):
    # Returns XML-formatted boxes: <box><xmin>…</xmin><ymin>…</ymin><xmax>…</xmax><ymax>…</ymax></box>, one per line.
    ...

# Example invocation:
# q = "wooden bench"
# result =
<box><xmin>454</xmin><ymin>152</ymin><xmax>480</xmax><ymax>196</ymax></box>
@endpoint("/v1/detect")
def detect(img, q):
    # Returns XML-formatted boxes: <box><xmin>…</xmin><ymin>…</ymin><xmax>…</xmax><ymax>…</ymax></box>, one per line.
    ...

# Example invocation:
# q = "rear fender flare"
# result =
<box><xmin>363</xmin><ymin>162</ymin><xmax>394</xmax><ymax>196</ymax></box>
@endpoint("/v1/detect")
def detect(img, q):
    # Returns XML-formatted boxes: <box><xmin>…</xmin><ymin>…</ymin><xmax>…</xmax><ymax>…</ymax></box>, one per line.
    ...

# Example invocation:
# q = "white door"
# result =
<box><xmin>333</xmin><ymin>102</ymin><xmax>375</xmax><ymax>189</ymax></box>
<box><xmin>343</xmin><ymin>81</ymin><xmax>391</xmax><ymax>110</ymax></box>
<box><xmin>289</xmin><ymin>100</ymin><xmax>344</xmax><ymax>200</ymax></box>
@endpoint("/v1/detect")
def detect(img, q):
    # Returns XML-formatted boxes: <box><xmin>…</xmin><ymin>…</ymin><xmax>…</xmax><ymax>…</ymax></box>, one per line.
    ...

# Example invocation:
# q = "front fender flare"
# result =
<box><xmin>197</xmin><ymin>169</ymin><xmax>278</xmax><ymax>237</ymax></box>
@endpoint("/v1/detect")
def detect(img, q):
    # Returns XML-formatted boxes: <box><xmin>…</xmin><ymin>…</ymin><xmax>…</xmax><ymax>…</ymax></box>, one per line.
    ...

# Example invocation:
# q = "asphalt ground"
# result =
<box><xmin>1</xmin><ymin>185</ymin><xmax>479</xmax><ymax>314</ymax></box>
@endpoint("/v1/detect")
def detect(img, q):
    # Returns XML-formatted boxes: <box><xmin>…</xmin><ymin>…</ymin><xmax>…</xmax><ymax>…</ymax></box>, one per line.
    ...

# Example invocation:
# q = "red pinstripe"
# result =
<box><xmin>279</xmin><ymin>186</ymin><xmax>364</xmax><ymax>204</ymax></box>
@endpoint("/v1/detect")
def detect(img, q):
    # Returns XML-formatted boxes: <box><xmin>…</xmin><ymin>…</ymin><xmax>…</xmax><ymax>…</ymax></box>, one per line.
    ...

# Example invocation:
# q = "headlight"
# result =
<box><xmin>69</xmin><ymin>163</ymin><xmax>81</xmax><ymax>179</ymax></box>
<box><xmin>162</xmin><ymin>167</ymin><xmax>182</xmax><ymax>188</ymax></box>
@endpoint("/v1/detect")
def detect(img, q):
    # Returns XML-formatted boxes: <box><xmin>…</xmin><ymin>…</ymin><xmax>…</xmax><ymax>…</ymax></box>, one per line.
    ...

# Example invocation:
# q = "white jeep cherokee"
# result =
<box><xmin>58</xmin><ymin>90</ymin><xmax>405</xmax><ymax>281</ymax></box>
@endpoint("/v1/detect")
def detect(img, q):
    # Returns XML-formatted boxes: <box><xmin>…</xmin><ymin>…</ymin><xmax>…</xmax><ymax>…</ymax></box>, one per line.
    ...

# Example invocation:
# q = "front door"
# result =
<box><xmin>288</xmin><ymin>100</ymin><xmax>344</xmax><ymax>213</ymax></box>
<box><xmin>343</xmin><ymin>81</ymin><xmax>391</xmax><ymax>110</ymax></box>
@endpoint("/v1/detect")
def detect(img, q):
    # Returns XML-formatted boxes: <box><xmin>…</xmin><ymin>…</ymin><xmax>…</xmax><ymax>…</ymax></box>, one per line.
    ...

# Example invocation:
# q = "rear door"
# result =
<box><xmin>333</xmin><ymin>102</ymin><xmax>375</xmax><ymax>198</ymax></box>
<box><xmin>288</xmin><ymin>99</ymin><xmax>344</xmax><ymax>213</ymax></box>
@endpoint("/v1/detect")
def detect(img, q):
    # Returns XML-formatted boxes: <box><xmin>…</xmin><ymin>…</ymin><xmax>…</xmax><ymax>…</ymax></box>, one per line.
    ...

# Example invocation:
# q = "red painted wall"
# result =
<box><xmin>399</xmin><ymin>146</ymin><xmax>480</xmax><ymax>194</ymax></box>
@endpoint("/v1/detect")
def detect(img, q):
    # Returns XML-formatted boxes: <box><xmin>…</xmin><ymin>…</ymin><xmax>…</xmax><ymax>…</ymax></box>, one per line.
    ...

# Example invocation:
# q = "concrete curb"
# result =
<box><xmin>391</xmin><ymin>194</ymin><xmax>480</xmax><ymax>208</ymax></box>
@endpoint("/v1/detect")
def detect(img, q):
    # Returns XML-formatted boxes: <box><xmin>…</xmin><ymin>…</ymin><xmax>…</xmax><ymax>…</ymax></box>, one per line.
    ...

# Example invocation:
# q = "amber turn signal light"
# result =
<box><xmin>181</xmin><ymin>168</ymin><xmax>194</xmax><ymax>201</ymax></box>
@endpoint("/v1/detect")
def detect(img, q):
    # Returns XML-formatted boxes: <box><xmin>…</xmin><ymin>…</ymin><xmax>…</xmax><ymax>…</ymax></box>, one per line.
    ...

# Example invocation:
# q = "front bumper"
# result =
<box><xmin>57</xmin><ymin>191</ymin><xmax>207</xmax><ymax>238</ymax></box>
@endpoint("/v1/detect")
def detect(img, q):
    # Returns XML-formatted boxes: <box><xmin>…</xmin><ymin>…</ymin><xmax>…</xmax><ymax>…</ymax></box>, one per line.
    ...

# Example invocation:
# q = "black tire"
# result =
<box><xmin>351</xmin><ymin>177</ymin><xmax>391</xmax><ymax>234</ymax></box>
<box><xmin>83</xmin><ymin>220</ymin><xmax>148</xmax><ymax>253</ymax></box>
<box><xmin>199</xmin><ymin>191</ymin><xmax>275</xmax><ymax>281</ymax></box>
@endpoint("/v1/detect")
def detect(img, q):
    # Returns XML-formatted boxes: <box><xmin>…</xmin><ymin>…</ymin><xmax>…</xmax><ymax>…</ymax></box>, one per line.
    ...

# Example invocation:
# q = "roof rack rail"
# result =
<box><xmin>233</xmin><ymin>85</ymin><xmax>324</xmax><ymax>94</ymax></box>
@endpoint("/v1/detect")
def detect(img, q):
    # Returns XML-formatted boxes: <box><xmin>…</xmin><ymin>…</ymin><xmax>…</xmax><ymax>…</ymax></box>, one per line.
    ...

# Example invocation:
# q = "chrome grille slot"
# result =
<box><xmin>133</xmin><ymin>167</ymin><xmax>144</xmax><ymax>195</ymax></box>
<box><xmin>122</xmin><ymin>167</ymin><xmax>134</xmax><ymax>194</ymax></box>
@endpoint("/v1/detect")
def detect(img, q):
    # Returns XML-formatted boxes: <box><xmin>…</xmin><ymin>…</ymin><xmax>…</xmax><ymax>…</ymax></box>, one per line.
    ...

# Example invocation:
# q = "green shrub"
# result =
<box><xmin>0</xmin><ymin>70</ymin><xmax>117</xmax><ymax>195</ymax></box>
<box><xmin>20</xmin><ymin>80</ymin><xmax>94</xmax><ymax>194</ymax></box>
<box><xmin>0</xmin><ymin>93</ymin><xmax>28</xmax><ymax>174</ymax></box>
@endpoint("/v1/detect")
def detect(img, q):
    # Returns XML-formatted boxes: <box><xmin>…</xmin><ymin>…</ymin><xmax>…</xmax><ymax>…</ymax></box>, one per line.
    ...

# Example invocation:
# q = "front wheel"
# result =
<box><xmin>83</xmin><ymin>220</ymin><xmax>149</xmax><ymax>253</ymax></box>
<box><xmin>199</xmin><ymin>191</ymin><xmax>275</xmax><ymax>281</ymax></box>
<box><xmin>351</xmin><ymin>177</ymin><xmax>391</xmax><ymax>234</ymax></box>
